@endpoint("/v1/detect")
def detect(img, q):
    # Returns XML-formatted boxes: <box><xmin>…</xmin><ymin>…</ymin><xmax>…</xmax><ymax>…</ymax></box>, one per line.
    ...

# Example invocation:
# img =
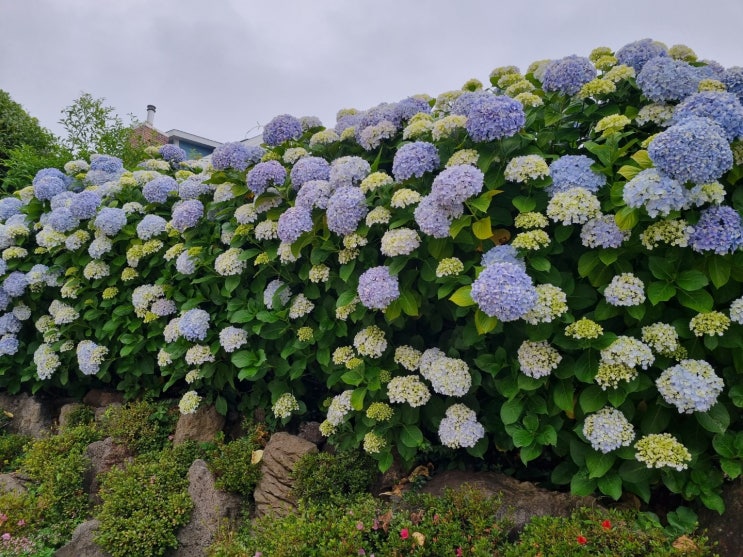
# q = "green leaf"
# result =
<box><xmin>618</xmin><ymin>164</ymin><xmax>641</xmax><ymax>181</ymax></box>
<box><xmin>519</xmin><ymin>443</ymin><xmax>542</xmax><ymax>465</ymax></box>
<box><xmin>675</xmin><ymin>270</ymin><xmax>709</xmax><ymax>292</ymax></box>
<box><xmin>449</xmin><ymin>216</ymin><xmax>472</xmax><ymax>239</ymax></box>
<box><xmin>551</xmin><ymin>461</ymin><xmax>576</xmax><ymax>485</ymax></box>
<box><xmin>552</xmin><ymin>381</ymin><xmax>574</xmax><ymax>413</ymax></box>
<box><xmin>512</xmin><ymin>196</ymin><xmax>536</xmax><ymax>212</ymax></box>
<box><xmin>647</xmin><ymin>282</ymin><xmax>676</xmax><ymax>305</ymax></box>
<box><xmin>449</xmin><ymin>285</ymin><xmax>475</xmax><ymax>307</ymax></box>
<box><xmin>586</xmin><ymin>451</ymin><xmax>616</xmax><ymax>479</ymax></box>
<box><xmin>215</xmin><ymin>396</ymin><xmax>228</xmax><ymax>415</ymax></box>
<box><xmin>231</xmin><ymin>350</ymin><xmax>255</xmax><ymax>368</ymax></box>
<box><xmin>341</xmin><ymin>370</ymin><xmax>364</xmax><ymax>387</ymax></box>
<box><xmin>615</xmin><ymin>207</ymin><xmax>639</xmax><ymax>231</ymax></box>
<box><xmin>400</xmin><ymin>424</ymin><xmax>423</xmax><ymax>448</ymax></box>
<box><xmin>577</xmin><ymin>252</ymin><xmax>600</xmax><ymax>278</ymax></box>
<box><xmin>708</xmin><ymin>256</ymin><xmax>731</xmax><ymax>289</ymax></box>
<box><xmin>474</xmin><ymin>309</ymin><xmax>498</xmax><ymax>335</ymax></box>
<box><xmin>339</xmin><ymin>261</ymin><xmax>356</xmax><ymax>282</ymax></box>
<box><xmin>230</xmin><ymin>309</ymin><xmax>253</xmax><ymax>324</ymax></box>
<box><xmin>469</xmin><ymin>194</ymin><xmax>494</xmax><ymax>213</ymax></box>
<box><xmin>631</xmin><ymin>149</ymin><xmax>653</xmax><ymax>168</ymax></box>
<box><xmin>700</xmin><ymin>492</ymin><xmax>725</xmax><ymax>514</ymax></box>
<box><xmin>712</xmin><ymin>433</ymin><xmax>737</xmax><ymax>459</ymax></box>
<box><xmin>641</xmin><ymin>404</ymin><xmax>671</xmax><ymax>433</ymax></box>
<box><xmin>529</xmin><ymin>256</ymin><xmax>551</xmax><ymax>272</ymax></box>
<box><xmin>351</xmin><ymin>388</ymin><xmax>366</xmax><ymax>411</ymax></box>
<box><xmin>579</xmin><ymin>385</ymin><xmax>607</xmax><ymax>413</ymax></box>
<box><xmin>696</xmin><ymin>404</ymin><xmax>730</xmax><ymax>434</ymax></box>
<box><xmin>511</xmin><ymin>426</ymin><xmax>535</xmax><ymax>447</ymax></box>
<box><xmin>721</xmin><ymin>459</ymin><xmax>742</xmax><ymax>480</ymax></box>
<box><xmin>570</xmin><ymin>470</ymin><xmax>597</xmax><ymax>497</ymax></box>
<box><xmin>677</xmin><ymin>289</ymin><xmax>714</xmax><ymax>313</ymax></box>
<box><xmin>472</xmin><ymin>217</ymin><xmax>493</xmax><ymax>240</ymax></box>
<box><xmin>500</xmin><ymin>398</ymin><xmax>523</xmax><ymax>425</ymax></box>
<box><xmin>597</xmin><ymin>472</ymin><xmax>623</xmax><ymax>500</ymax></box>
<box><xmin>729</xmin><ymin>385</ymin><xmax>743</xmax><ymax>408</ymax></box>
<box><xmin>398</xmin><ymin>290</ymin><xmax>419</xmax><ymax>317</ymax></box>
<box><xmin>648</xmin><ymin>256</ymin><xmax>676</xmax><ymax>281</ymax></box>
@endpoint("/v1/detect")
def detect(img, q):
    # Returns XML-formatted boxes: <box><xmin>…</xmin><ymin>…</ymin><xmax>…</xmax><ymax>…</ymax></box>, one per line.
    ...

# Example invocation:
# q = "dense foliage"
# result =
<box><xmin>1</xmin><ymin>38</ymin><xmax>743</xmax><ymax>512</ymax></box>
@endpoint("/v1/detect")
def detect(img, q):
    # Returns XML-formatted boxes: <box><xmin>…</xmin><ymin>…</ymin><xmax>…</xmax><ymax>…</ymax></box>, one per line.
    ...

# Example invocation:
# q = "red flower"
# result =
<box><xmin>400</xmin><ymin>528</ymin><xmax>410</xmax><ymax>540</ymax></box>
<box><xmin>601</xmin><ymin>519</ymin><xmax>612</xmax><ymax>530</ymax></box>
<box><xmin>455</xmin><ymin>548</ymin><xmax>463</xmax><ymax>556</ymax></box>
<box><xmin>577</xmin><ymin>535</ymin><xmax>588</xmax><ymax>545</ymax></box>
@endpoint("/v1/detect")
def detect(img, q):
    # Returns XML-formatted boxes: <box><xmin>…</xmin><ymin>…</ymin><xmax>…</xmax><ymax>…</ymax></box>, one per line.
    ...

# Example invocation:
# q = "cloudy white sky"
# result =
<box><xmin>2</xmin><ymin>0</ymin><xmax>742</xmax><ymax>144</ymax></box>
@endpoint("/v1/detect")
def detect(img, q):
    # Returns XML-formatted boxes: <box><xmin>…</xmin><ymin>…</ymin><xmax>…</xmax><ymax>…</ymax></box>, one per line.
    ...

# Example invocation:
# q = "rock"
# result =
<box><xmin>0</xmin><ymin>473</ymin><xmax>28</xmax><ymax>496</ymax></box>
<box><xmin>173</xmin><ymin>405</ymin><xmax>224</xmax><ymax>445</ymax></box>
<box><xmin>58</xmin><ymin>403</ymin><xmax>86</xmax><ymax>429</ymax></box>
<box><xmin>84</xmin><ymin>437</ymin><xmax>133</xmax><ymax>504</ymax></box>
<box><xmin>253</xmin><ymin>432</ymin><xmax>318</xmax><ymax>518</ymax></box>
<box><xmin>54</xmin><ymin>519</ymin><xmax>111</xmax><ymax>557</ymax></box>
<box><xmin>172</xmin><ymin>459</ymin><xmax>243</xmax><ymax>556</ymax></box>
<box><xmin>420</xmin><ymin>470</ymin><xmax>597</xmax><ymax>532</ymax></box>
<box><xmin>297</xmin><ymin>421</ymin><xmax>323</xmax><ymax>445</ymax></box>
<box><xmin>82</xmin><ymin>390</ymin><xmax>124</xmax><ymax>408</ymax></box>
<box><xmin>698</xmin><ymin>478</ymin><xmax>743</xmax><ymax>557</ymax></box>
<box><xmin>0</xmin><ymin>393</ymin><xmax>53</xmax><ymax>438</ymax></box>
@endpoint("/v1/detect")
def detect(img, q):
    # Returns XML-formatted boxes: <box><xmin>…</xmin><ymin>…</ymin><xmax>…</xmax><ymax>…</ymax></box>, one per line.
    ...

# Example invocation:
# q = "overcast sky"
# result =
<box><xmin>2</xmin><ymin>0</ymin><xmax>742</xmax><ymax>144</ymax></box>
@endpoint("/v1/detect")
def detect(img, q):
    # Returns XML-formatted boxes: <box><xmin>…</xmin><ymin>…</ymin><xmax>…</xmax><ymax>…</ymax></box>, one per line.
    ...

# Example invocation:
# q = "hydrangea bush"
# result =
<box><xmin>3</xmin><ymin>38</ymin><xmax>743</xmax><ymax>513</ymax></box>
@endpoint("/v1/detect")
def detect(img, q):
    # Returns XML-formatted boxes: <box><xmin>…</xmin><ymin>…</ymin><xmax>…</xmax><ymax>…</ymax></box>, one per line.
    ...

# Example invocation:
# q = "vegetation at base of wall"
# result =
<box><xmin>291</xmin><ymin>449</ymin><xmax>378</xmax><ymax>504</ymax></box>
<box><xmin>0</xmin><ymin>433</ymin><xmax>29</xmax><ymax>472</ymax></box>
<box><xmin>99</xmin><ymin>400</ymin><xmax>178</xmax><ymax>454</ymax></box>
<box><xmin>209</xmin><ymin>433</ymin><xmax>263</xmax><ymax>498</ymax></box>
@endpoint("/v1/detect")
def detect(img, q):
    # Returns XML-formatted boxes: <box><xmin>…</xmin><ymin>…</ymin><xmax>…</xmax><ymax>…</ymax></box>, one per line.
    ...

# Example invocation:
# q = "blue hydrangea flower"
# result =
<box><xmin>176</xmin><ymin>251</ymin><xmax>197</xmax><ymax>275</ymax></box>
<box><xmin>178</xmin><ymin>308</ymin><xmax>210</xmax><ymax>341</ymax></box>
<box><xmin>33</xmin><ymin>173</ymin><xmax>68</xmax><ymax>201</ymax></box>
<box><xmin>3</xmin><ymin>272</ymin><xmax>27</xmax><ymax>298</ymax></box>
<box><xmin>615</xmin><ymin>38</ymin><xmax>667</xmax><ymax>72</ymax></box>
<box><xmin>413</xmin><ymin>195</ymin><xmax>459</xmax><ymax>238</ymax></box>
<box><xmin>334</xmin><ymin>112</ymin><xmax>363</xmax><ymax>134</ymax></box>
<box><xmin>247</xmin><ymin>160</ymin><xmax>287</xmax><ymax>195</ymax></box>
<box><xmin>93</xmin><ymin>207</ymin><xmax>127</xmax><ymax>236</ymax></box>
<box><xmin>211</xmin><ymin>142</ymin><xmax>264</xmax><ymax>171</ymax></box>
<box><xmin>290</xmin><ymin>156</ymin><xmax>331</xmax><ymax>190</ymax></box>
<box><xmin>33</xmin><ymin>168</ymin><xmax>72</xmax><ymax>187</ymax></box>
<box><xmin>673</xmin><ymin>91</ymin><xmax>743</xmax><ymax>141</ymax></box>
<box><xmin>395</xmin><ymin>96</ymin><xmax>431</xmax><ymax>121</ymax></box>
<box><xmin>451</xmin><ymin>91</ymin><xmax>491</xmax><ymax>116</ymax></box>
<box><xmin>178</xmin><ymin>175</ymin><xmax>212</xmax><ymax>199</ymax></box>
<box><xmin>430</xmin><ymin>165</ymin><xmax>484</xmax><ymax>207</ymax></box>
<box><xmin>547</xmin><ymin>155</ymin><xmax>606</xmax><ymax>196</ymax></box>
<box><xmin>329</xmin><ymin>156</ymin><xmax>371</xmax><ymax>188</ymax></box>
<box><xmin>0</xmin><ymin>289</ymin><xmax>8</xmax><ymax>312</ymax></box>
<box><xmin>326</xmin><ymin>186</ymin><xmax>367</xmax><ymax>235</ymax></box>
<box><xmin>90</xmin><ymin>155</ymin><xmax>124</xmax><ymax>174</ymax></box>
<box><xmin>76</xmin><ymin>340</ymin><xmax>108</xmax><ymax>375</ymax></box>
<box><xmin>295</xmin><ymin>180</ymin><xmax>332</xmax><ymax>210</ymax></box>
<box><xmin>465</xmin><ymin>95</ymin><xmax>526</xmax><ymax>142</ymax></box>
<box><xmin>689</xmin><ymin>205</ymin><xmax>743</xmax><ymax>254</ymax></box>
<box><xmin>0</xmin><ymin>334</ymin><xmax>18</xmax><ymax>356</ymax></box>
<box><xmin>637</xmin><ymin>57</ymin><xmax>699</xmax><ymax>102</ymax></box>
<box><xmin>50</xmin><ymin>191</ymin><xmax>75</xmax><ymax>211</ymax></box>
<box><xmin>356</xmin><ymin>103</ymin><xmax>402</xmax><ymax>132</ymax></box>
<box><xmin>470</xmin><ymin>261</ymin><xmax>537</xmax><ymax>321</ymax></box>
<box><xmin>159</xmin><ymin>144</ymin><xmax>187</xmax><ymax>163</ymax></box>
<box><xmin>263</xmin><ymin>114</ymin><xmax>303</xmax><ymax>146</ymax></box>
<box><xmin>481</xmin><ymin>245</ymin><xmax>525</xmax><ymax>269</ymax></box>
<box><xmin>542</xmin><ymin>55</ymin><xmax>596</xmax><ymax>95</ymax></box>
<box><xmin>0</xmin><ymin>313</ymin><xmax>21</xmax><ymax>335</ymax></box>
<box><xmin>357</xmin><ymin>266</ymin><xmax>399</xmax><ymax>310</ymax></box>
<box><xmin>0</xmin><ymin>198</ymin><xmax>22</xmax><ymax>222</ymax></box>
<box><xmin>723</xmin><ymin>66</ymin><xmax>743</xmax><ymax>103</ymax></box>
<box><xmin>277</xmin><ymin>206</ymin><xmax>313</xmax><ymax>243</ymax></box>
<box><xmin>171</xmin><ymin>199</ymin><xmax>204</xmax><ymax>232</ymax></box>
<box><xmin>264</xmin><ymin>279</ymin><xmax>292</xmax><ymax>309</ymax></box>
<box><xmin>136</xmin><ymin>214</ymin><xmax>168</xmax><ymax>240</ymax></box>
<box><xmin>657</xmin><ymin>359</ymin><xmax>723</xmax><ymax>413</ymax></box>
<box><xmin>392</xmin><ymin>142</ymin><xmax>440</xmax><ymax>182</ymax></box>
<box><xmin>581</xmin><ymin>215</ymin><xmax>630</xmax><ymax>248</ymax></box>
<box><xmin>648</xmin><ymin>117</ymin><xmax>733</xmax><ymax>184</ymax></box>
<box><xmin>69</xmin><ymin>191</ymin><xmax>101</xmax><ymax>220</ymax></box>
<box><xmin>46</xmin><ymin>207</ymin><xmax>79</xmax><ymax>232</ymax></box>
<box><xmin>143</xmin><ymin>175</ymin><xmax>178</xmax><ymax>203</ymax></box>
<box><xmin>623</xmin><ymin>169</ymin><xmax>690</xmax><ymax>217</ymax></box>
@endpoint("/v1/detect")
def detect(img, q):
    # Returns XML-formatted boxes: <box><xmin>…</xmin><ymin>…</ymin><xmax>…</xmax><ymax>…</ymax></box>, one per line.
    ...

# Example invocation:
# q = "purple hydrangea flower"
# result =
<box><xmin>0</xmin><ymin>198</ymin><xmax>22</xmax><ymax>222</ymax></box>
<box><xmin>159</xmin><ymin>144</ymin><xmax>187</xmax><ymax>163</ymax></box>
<box><xmin>541</xmin><ymin>55</ymin><xmax>596</xmax><ymax>96</ymax></box>
<box><xmin>0</xmin><ymin>334</ymin><xmax>18</xmax><ymax>356</ymax></box>
<box><xmin>171</xmin><ymin>199</ymin><xmax>204</xmax><ymax>232</ymax></box>
<box><xmin>300</xmin><ymin>116</ymin><xmax>323</xmax><ymax>131</ymax></box>
<box><xmin>414</xmin><ymin>195</ymin><xmax>459</xmax><ymax>238</ymax></box>
<box><xmin>392</xmin><ymin>142</ymin><xmax>440</xmax><ymax>182</ymax></box>
<box><xmin>581</xmin><ymin>215</ymin><xmax>629</xmax><ymax>248</ymax></box>
<box><xmin>277</xmin><ymin>206</ymin><xmax>313</xmax><ymax>243</ymax></box>
<box><xmin>689</xmin><ymin>205</ymin><xmax>743</xmax><ymax>254</ymax></box>
<box><xmin>176</xmin><ymin>251</ymin><xmax>197</xmax><ymax>275</ymax></box>
<box><xmin>326</xmin><ymin>186</ymin><xmax>367</xmax><ymax>235</ymax></box>
<box><xmin>0</xmin><ymin>313</ymin><xmax>21</xmax><ymax>335</ymax></box>
<box><xmin>3</xmin><ymin>272</ymin><xmax>27</xmax><ymax>298</ymax></box>
<box><xmin>657</xmin><ymin>359</ymin><xmax>723</xmax><ymax>413</ymax></box>
<box><xmin>263</xmin><ymin>279</ymin><xmax>292</xmax><ymax>309</ymax></box>
<box><xmin>547</xmin><ymin>155</ymin><xmax>606</xmax><ymax>196</ymax></box>
<box><xmin>33</xmin><ymin>173</ymin><xmax>68</xmax><ymax>201</ymax></box>
<box><xmin>90</xmin><ymin>155</ymin><xmax>124</xmax><ymax>174</ymax></box>
<box><xmin>178</xmin><ymin>175</ymin><xmax>212</xmax><ymax>199</ymax></box>
<box><xmin>178</xmin><ymin>308</ymin><xmax>210</xmax><ymax>341</ymax></box>
<box><xmin>46</xmin><ymin>207</ymin><xmax>79</xmax><ymax>232</ymax></box>
<box><xmin>334</xmin><ymin>112</ymin><xmax>363</xmax><ymax>134</ymax></box>
<box><xmin>356</xmin><ymin>103</ymin><xmax>402</xmax><ymax>132</ymax></box>
<box><xmin>395</xmin><ymin>96</ymin><xmax>431</xmax><ymax>121</ymax></box>
<box><xmin>329</xmin><ymin>156</ymin><xmax>371</xmax><ymax>188</ymax></box>
<box><xmin>615</xmin><ymin>38</ymin><xmax>668</xmax><ymax>72</ymax></box>
<box><xmin>648</xmin><ymin>117</ymin><xmax>733</xmax><ymax>184</ymax></box>
<box><xmin>481</xmin><ymin>245</ymin><xmax>524</xmax><ymax>269</ymax></box>
<box><xmin>247</xmin><ymin>160</ymin><xmax>287</xmax><ymax>195</ymax></box>
<box><xmin>451</xmin><ymin>91</ymin><xmax>491</xmax><ymax>116</ymax></box>
<box><xmin>136</xmin><ymin>214</ymin><xmax>168</xmax><ymax>240</ymax></box>
<box><xmin>357</xmin><ymin>266</ymin><xmax>400</xmax><ymax>310</ymax></box>
<box><xmin>637</xmin><ymin>57</ymin><xmax>699</xmax><ymax>102</ymax></box>
<box><xmin>295</xmin><ymin>180</ymin><xmax>332</xmax><ymax>210</ymax></box>
<box><xmin>623</xmin><ymin>169</ymin><xmax>690</xmax><ymax>217</ymax></box>
<box><xmin>430</xmin><ymin>165</ymin><xmax>484</xmax><ymax>207</ymax></box>
<box><xmin>673</xmin><ymin>91</ymin><xmax>743</xmax><ymax>141</ymax></box>
<box><xmin>69</xmin><ymin>190</ymin><xmax>101</xmax><ymax>220</ymax></box>
<box><xmin>263</xmin><ymin>114</ymin><xmax>303</xmax><ymax>146</ymax></box>
<box><xmin>470</xmin><ymin>261</ymin><xmax>537</xmax><ymax>321</ymax></box>
<box><xmin>0</xmin><ymin>289</ymin><xmax>8</xmax><ymax>312</ymax></box>
<box><xmin>723</xmin><ymin>67</ymin><xmax>743</xmax><ymax>103</ymax></box>
<box><xmin>150</xmin><ymin>299</ymin><xmax>177</xmax><ymax>317</ymax></box>
<box><xmin>143</xmin><ymin>175</ymin><xmax>178</xmax><ymax>203</ymax></box>
<box><xmin>50</xmin><ymin>191</ymin><xmax>75</xmax><ymax>210</ymax></box>
<box><xmin>465</xmin><ymin>95</ymin><xmax>526</xmax><ymax>142</ymax></box>
<box><xmin>290</xmin><ymin>156</ymin><xmax>331</xmax><ymax>190</ymax></box>
<box><xmin>211</xmin><ymin>142</ymin><xmax>264</xmax><ymax>171</ymax></box>
<box><xmin>94</xmin><ymin>207</ymin><xmax>127</xmax><ymax>236</ymax></box>
<box><xmin>33</xmin><ymin>168</ymin><xmax>71</xmax><ymax>187</ymax></box>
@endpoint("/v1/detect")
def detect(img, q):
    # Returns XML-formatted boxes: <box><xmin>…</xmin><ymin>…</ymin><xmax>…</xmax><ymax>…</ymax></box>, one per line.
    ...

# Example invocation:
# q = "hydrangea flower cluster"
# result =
<box><xmin>357</xmin><ymin>266</ymin><xmax>399</xmax><ymax>310</ymax></box>
<box><xmin>219</xmin><ymin>326</ymin><xmax>248</xmax><ymax>353</ymax></box>
<box><xmin>689</xmin><ymin>205</ymin><xmax>743</xmax><ymax>254</ymax></box>
<box><xmin>634</xmin><ymin>433</ymin><xmax>691</xmax><ymax>471</ymax></box>
<box><xmin>541</xmin><ymin>55</ymin><xmax>596</xmax><ymax>96</ymax></box>
<box><xmin>277</xmin><ymin>206</ymin><xmax>313</xmax><ymax>244</ymax></box>
<box><xmin>264</xmin><ymin>279</ymin><xmax>291</xmax><ymax>309</ymax></box>
<box><xmin>641</xmin><ymin>323</ymin><xmax>680</xmax><ymax>357</ymax></box>
<box><xmin>657</xmin><ymin>359</ymin><xmax>723</xmax><ymax>413</ymax></box>
<box><xmin>674</xmin><ymin>91</ymin><xmax>743</xmax><ymax>141</ymax></box>
<box><xmin>464</xmin><ymin>94</ymin><xmax>526</xmax><ymax>142</ymax></box>
<box><xmin>159</xmin><ymin>144</ymin><xmax>186</xmax><ymax>164</ymax></box>
<box><xmin>546</xmin><ymin>187</ymin><xmax>601</xmax><ymax>225</ymax></box>
<box><xmin>435</xmin><ymin>257</ymin><xmax>464</xmax><ymax>278</ymax></box>
<box><xmin>215</xmin><ymin>248</ymin><xmax>247</xmax><ymax>276</ymax></box>
<box><xmin>247</xmin><ymin>161</ymin><xmax>287</xmax><ymax>195</ymax></box>
<box><xmin>604</xmin><ymin>273</ymin><xmax>646</xmax><ymax>306</ymax></box>
<box><xmin>387</xmin><ymin>375</ymin><xmax>430</xmax><ymax>407</ymax></box>
<box><xmin>689</xmin><ymin>311</ymin><xmax>730</xmax><ymax>336</ymax></box>
<box><xmin>640</xmin><ymin>219</ymin><xmax>693</xmax><ymax>250</ymax></box>
<box><xmin>580</xmin><ymin>215</ymin><xmax>630</xmax><ymax>248</ymax></box>
<box><xmin>329</xmin><ymin>156</ymin><xmax>371</xmax><ymax>188</ymax></box>
<box><xmin>636</xmin><ymin>57</ymin><xmax>699</xmax><ymax>102</ymax></box>
<box><xmin>391</xmin><ymin>142</ymin><xmax>440</xmax><ymax>181</ymax></box>
<box><xmin>470</xmin><ymin>261</ymin><xmax>537</xmax><ymax>321</ymax></box>
<box><xmin>438</xmin><ymin>404</ymin><xmax>485</xmax><ymax>449</ymax></box>
<box><xmin>517</xmin><ymin>340</ymin><xmax>562</xmax><ymax>378</ymax></box>
<box><xmin>76</xmin><ymin>340</ymin><xmax>108</xmax><ymax>375</ymax></box>
<box><xmin>353</xmin><ymin>325</ymin><xmax>387</xmax><ymax>358</ymax></box>
<box><xmin>522</xmin><ymin>284</ymin><xmax>568</xmax><ymax>325</ymax></box>
<box><xmin>288</xmin><ymin>294</ymin><xmax>314</xmax><ymax>319</ymax></box>
<box><xmin>211</xmin><ymin>142</ymin><xmax>264</xmax><ymax>171</ymax></box>
<box><xmin>615</xmin><ymin>38</ymin><xmax>667</xmax><ymax>72</ymax></box>
<box><xmin>583</xmin><ymin>407</ymin><xmax>635</xmax><ymax>453</ymax></box>
<box><xmin>380</xmin><ymin>228</ymin><xmax>420</xmax><ymax>256</ymax></box>
<box><xmin>326</xmin><ymin>187</ymin><xmax>367</xmax><ymax>235</ymax></box>
<box><xmin>143</xmin><ymin>175</ymin><xmax>178</xmax><ymax>203</ymax></box>
<box><xmin>394</xmin><ymin>345</ymin><xmax>422</xmax><ymax>371</ymax></box>
<box><xmin>419</xmin><ymin>349</ymin><xmax>471</xmax><ymax>397</ymax></box>
<box><xmin>504</xmin><ymin>155</ymin><xmax>549</xmax><ymax>183</ymax></box>
<box><xmin>171</xmin><ymin>200</ymin><xmax>204</xmax><ymax>232</ymax></box>
<box><xmin>547</xmin><ymin>155</ymin><xmax>606</xmax><ymax>196</ymax></box>
<box><xmin>263</xmin><ymin>114</ymin><xmax>303</xmax><ymax>146</ymax></box>
<box><xmin>179</xmin><ymin>391</ymin><xmax>202</xmax><ymax>415</ymax></box>
<box><xmin>177</xmin><ymin>308</ymin><xmax>210</xmax><ymax>341</ymax></box>
<box><xmin>272</xmin><ymin>392</ymin><xmax>300</xmax><ymax>419</ymax></box>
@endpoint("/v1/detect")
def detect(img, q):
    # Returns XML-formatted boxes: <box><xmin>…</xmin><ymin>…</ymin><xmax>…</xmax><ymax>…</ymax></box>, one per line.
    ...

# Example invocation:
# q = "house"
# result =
<box><xmin>131</xmin><ymin>105</ymin><xmax>222</xmax><ymax>158</ymax></box>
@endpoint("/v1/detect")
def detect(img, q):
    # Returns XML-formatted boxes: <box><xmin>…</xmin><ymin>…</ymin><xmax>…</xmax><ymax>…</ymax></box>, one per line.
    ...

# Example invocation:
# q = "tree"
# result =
<box><xmin>59</xmin><ymin>93</ymin><xmax>146</xmax><ymax>168</ymax></box>
<box><xmin>0</xmin><ymin>89</ymin><xmax>56</xmax><ymax>183</ymax></box>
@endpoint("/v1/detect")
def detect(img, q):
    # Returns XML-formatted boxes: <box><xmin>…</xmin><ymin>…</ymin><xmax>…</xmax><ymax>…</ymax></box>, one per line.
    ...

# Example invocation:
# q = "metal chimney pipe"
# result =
<box><xmin>146</xmin><ymin>105</ymin><xmax>156</xmax><ymax>126</ymax></box>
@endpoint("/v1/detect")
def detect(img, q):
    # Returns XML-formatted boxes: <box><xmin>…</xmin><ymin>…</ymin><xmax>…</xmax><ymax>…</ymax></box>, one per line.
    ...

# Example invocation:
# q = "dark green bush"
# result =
<box><xmin>95</xmin><ymin>449</ymin><xmax>193</xmax><ymax>557</ymax></box>
<box><xmin>0</xmin><ymin>432</ymin><xmax>29</xmax><ymax>472</ymax></box>
<box><xmin>61</xmin><ymin>405</ymin><xmax>96</xmax><ymax>429</ymax></box>
<box><xmin>100</xmin><ymin>400</ymin><xmax>177</xmax><ymax>454</ymax></box>
<box><xmin>291</xmin><ymin>449</ymin><xmax>377</xmax><ymax>504</ymax></box>
<box><xmin>209</xmin><ymin>435</ymin><xmax>262</xmax><ymax>498</ymax></box>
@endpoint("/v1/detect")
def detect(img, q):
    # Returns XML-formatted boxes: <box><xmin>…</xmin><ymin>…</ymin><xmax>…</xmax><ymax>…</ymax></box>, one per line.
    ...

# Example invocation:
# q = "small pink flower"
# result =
<box><xmin>356</xmin><ymin>521</ymin><xmax>364</xmax><ymax>531</ymax></box>
<box><xmin>2</xmin><ymin>533</ymin><xmax>11</xmax><ymax>541</ymax></box>
<box><xmin>0</xmin><ymin>514</ymin><xmax>6</xmax><ymax>524</ymax></box>
<box><xmin>16</xmin><ymin>520</ymin><xmax>25</xmax><ymax>527</ymax></box>
<box><xmin>601</xmin><ymin>519</ymin><xmax>612</xmax><ymax>530</ymax></box>
<box><xmin>455</xmin><ymin>548</ymin><xmax>463</xmax><ymax>557</ymax></box>
<box><xmin>400</xmin><ymin>528</ymin><xmax>410</xmax><ymax>540</ymax></box>
<box><xmin>577</xmin><ymin>535</ymin><xmax>588</xmax><ymax>545</ymax></box>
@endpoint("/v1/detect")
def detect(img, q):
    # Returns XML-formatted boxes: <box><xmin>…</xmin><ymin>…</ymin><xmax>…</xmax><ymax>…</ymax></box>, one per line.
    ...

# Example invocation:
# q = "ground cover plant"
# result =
<box><xmin>0</xmin><ymin>38</ymin><xmax>742</xmax><ymax>518</ymax></box>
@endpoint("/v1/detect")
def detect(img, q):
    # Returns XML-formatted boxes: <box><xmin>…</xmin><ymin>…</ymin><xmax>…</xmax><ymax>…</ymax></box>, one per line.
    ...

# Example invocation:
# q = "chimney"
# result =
<box><xmin>146</xmin><ymin>105</ymin><xmax>156</xmax><ymax>126</ymax></box>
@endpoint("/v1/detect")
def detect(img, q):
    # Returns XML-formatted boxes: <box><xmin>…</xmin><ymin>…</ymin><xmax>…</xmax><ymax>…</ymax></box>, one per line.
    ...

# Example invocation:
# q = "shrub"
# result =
<box><xmin>209</xmin><ymin>435</ymin><xmax>262</xmax><ymax>498</ymax></box>
<box><xmin>100</xmin><ymin>400</ymin><xmax>177</xmax><ymax>454</ymax></box>
<box><xmin>0</xmin><ymin>433</ymin><xmax>28</xmax><ymax>472</ymax></box>
<box><xmin>60</xmin><ymin>404</ymin><xmax>95</xmax><ymax>429</ymax></box>
<box><xmin>291</xmin><ymin>449</ymin><xmax>377</xmax><ymax>504</ymax></box>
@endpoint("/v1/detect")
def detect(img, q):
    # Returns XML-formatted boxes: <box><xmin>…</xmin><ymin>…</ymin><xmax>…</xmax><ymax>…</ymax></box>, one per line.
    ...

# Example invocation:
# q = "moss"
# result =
<box><xmin>0</xmin><ymin>432</ymin><xmax>29</xmax><ymax>472</ymax></box>
<box><xmin>291</xmin><ymin>449</ymin><xmax>377</xmax><ymax>504</ymax></box>
<box><xmin>100</xmin><ymin>400</ymin><xmax>177</xmax><ymax>455</ymax></box>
